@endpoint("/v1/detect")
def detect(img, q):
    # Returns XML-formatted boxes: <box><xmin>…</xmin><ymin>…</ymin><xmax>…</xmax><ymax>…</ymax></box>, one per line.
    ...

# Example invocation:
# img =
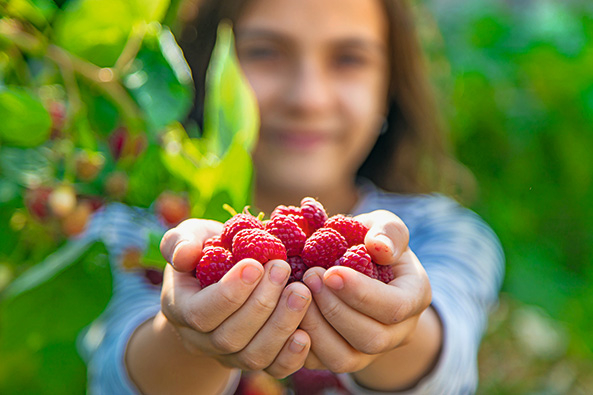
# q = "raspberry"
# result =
<box><xmin>324</xmin><ymin>214</ymin><xmax>369</xmax><ymax>247</ymax></box>
<box><xmin>287</xmin><ymin>255</ymin><xmax>308</xmax><ymax>283</ymax></box>
<box><xmin>221</xmin><ymin>212</ymin><xmax>264</xmax><ymax>249</ymax></box>
<box><xmin>265</xmin><ymin>214</ymin><xmax>307</xmax><ymax>256</ymax></box>
<box><xmin>301</xmin><ymin>227</ymin><xmax>348</xmax><ymax>269</ymax></box>
<box><xmin>203</xmin><ymin>235</ymin><xmax>225</xmax><ymax>248</ymax></box>
<box><xmin>300</xmin><ymin>197</ymin><xmax>328</xmax><ymax>236</ymax></box>
<box><xmin>196</xmin><ymin>246</ymin><xmax>235</xmax><ymax>288</ymax></box>
<box><xmin>271</xmin><ymin>204</ymin><xmax>301</xmax><ymax>218</ymax></box>
<box><xmin>376</xmin><ymin>264</ymin><xmax>395</xmax><ymax>283</ymax></box>
<box><xmin>232</xmin><ymin>228</ymin><xmax>287</xmax><ymax>264</ymax></box>
<box><xmin>336</xmin><ymin>244</ymin><xmax>377</xmax><ymax>278</ymax></box>
<box><xmin>271</xmin><ymin>204</ymin><xmax>310</xmax><ymax>235</ymax></box>
<box><xmin>290</xmin><ymin>368</ymin><xmax>347</xmax><ymax>394</ymax></box>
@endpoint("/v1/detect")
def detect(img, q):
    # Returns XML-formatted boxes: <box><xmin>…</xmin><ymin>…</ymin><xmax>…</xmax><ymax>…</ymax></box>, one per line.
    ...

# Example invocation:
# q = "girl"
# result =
<box><xmin>80</xmin><ymin>0</ymin><xmax>504</xmax><ymax>393</ymax></box>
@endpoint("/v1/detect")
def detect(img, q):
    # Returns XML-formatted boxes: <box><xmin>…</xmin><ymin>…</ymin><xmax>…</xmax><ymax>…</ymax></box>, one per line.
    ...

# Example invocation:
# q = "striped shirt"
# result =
<box><xmin>77</xmin><ymin>181</ymin><xmax>505</xmax><ymax>394</ymax></box>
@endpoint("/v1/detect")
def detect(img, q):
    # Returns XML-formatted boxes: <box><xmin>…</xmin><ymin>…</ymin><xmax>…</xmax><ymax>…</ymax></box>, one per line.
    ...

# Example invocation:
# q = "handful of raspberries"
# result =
<box><xmin>196</xmin><ymin>197</ymin><xmax>395</xmax><ymax>288</ymax></box>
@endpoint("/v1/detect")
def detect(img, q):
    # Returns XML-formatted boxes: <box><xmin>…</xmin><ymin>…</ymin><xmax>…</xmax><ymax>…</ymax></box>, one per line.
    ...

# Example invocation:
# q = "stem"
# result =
<box><xmin>0</xmin><ymin>18</ymin><xmax>144</xmax><ymax>131</ymax></box>
<box><xmin>45</xmin><ymin>46</ymin><xmax>143</xmax><ymax>129</ymax></box>
<box><xmin>114</xmin><ymin>22</ymin><xmax>147</xmax><ymax>75</ymax></box>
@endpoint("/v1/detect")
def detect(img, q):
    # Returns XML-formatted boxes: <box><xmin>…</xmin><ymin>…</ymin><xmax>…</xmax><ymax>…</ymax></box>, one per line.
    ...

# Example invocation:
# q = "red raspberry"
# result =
<box><xmin>265</xmin><ymin>214</ymin><xmax>307</xmax><ymax>256</ymax></box>
<box><xmin>271</xmin><ymin>204</ymin><xmax>310</xmax><ymax>235</ymax></box>
<box><xmin>324</xmin><ymin>215</ymin><xmax>369</xmax><ymax>247</ymax></box>
<box><xmin>336</xmin><ymin>244</ymin><xmax>377</xmax><ymax>278</ymax></box>
<box><xmin>232</xmin><ymin>228</ymin><xmax>287</xmax><ymax>264</ymax></box>
<box><xmin>300</xmin><ymin>197</ymin><xmax>328</xmax><ymax>236</ymax></box>
<box><xmin>376</xmin><ymin>264</ymin><xmax>395</xmax><ymax>283</ymax></box>
<box><xmin>271</xmin><ymin>204</ymin><xmax>301</xmax><ymax>218</ymax></box>
<box><xmin>221</xmin><ymin>213</ymin><xmax>264</xmax><ymax>249</ymax></box>
<box><xmin>196</xmin><ymin>246</ymin><xmax>235</xmax><ymax>288</ymax></box>
<box><xmin>203</xmin><ymin>235</ymin><xmax>225</xmax><ymax>248</ymax></box>
<box><xmin>301</xmin><ymin>227</ymin><xmax>348</xmax><ymax>269</ymax></box>
<box><xmin>287</xmin><ymin>255</ymin><xmax>308</xmax><ymax>283</ymax></box>
<box><xmin>290</xmin><ymin>368</ymin><xmax>347</xmax><ymax>394</ymax></box>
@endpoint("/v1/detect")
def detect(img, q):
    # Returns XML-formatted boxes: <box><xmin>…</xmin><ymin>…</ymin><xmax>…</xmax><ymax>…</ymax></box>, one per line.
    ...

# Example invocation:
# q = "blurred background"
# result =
<box><xmin>1</xmin><ymin>0</ymin><xmax>592</xmax><ymax>393</ymax></box>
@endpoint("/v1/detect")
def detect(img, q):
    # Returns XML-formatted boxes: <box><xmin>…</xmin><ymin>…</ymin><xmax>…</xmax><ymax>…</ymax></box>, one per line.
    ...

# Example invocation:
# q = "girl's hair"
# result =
<box><xmin>178</xmin><ymin>0</ymin><xmax>475</xmax><ymax>199</ymax></box>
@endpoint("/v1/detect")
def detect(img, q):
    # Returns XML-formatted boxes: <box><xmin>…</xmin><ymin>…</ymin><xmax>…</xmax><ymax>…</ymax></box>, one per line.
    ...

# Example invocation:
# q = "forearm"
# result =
<box><xmin>351</xmin><ymin>306</ymin><xmax>443</xmax><ymax>392</ymax></box>
<box><xmin>125</xmin><ymin>311</ymin><xmax>235</xmax><ymax>395</ymax></box>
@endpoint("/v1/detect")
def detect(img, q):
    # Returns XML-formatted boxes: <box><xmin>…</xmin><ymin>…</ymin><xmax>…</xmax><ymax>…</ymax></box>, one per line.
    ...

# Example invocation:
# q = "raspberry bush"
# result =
<box><xmin>0</xmin><ymin>3</ymin><xmax>258</xmax><ymax>392</ymax></box>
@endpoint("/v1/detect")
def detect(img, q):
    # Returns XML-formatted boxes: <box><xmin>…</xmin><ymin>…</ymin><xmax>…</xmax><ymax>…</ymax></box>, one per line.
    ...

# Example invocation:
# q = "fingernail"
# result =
<box><xmin>171</xmin><ymin>240</ymin><xmax>189</xmax><ymax>266</ymax></box>
<box><xmin>287</xmin><ymin>292</ymin><xmax>309</xmax><ymax>311</ymax></box>
<box><xmin>325</xmin><ymin>273</ymin><xmax>344</xmax><ymax>290</ymax></box>
<box><xmin>303</xmin><ymin>273</ymin><xmax>323</xmax><ymax>294</ymax></box>
<box><xmin>270</xmin><ymin>263</ymin><xmax>289</xmax><ymax>285</ymax></box>
<box><xmin>241</xmin><ymin>265</ymin><xmax>263</xmax><ymax>284</ymax></box>
<box><xmin>373</xmin><ymin>234</ymin><xmax>395</xmax><ymax>255</ymax></box>
<box><xmin>289</xmin><ymin>338</ymin><xmax>306</xmax><ymax>353</ymax></box>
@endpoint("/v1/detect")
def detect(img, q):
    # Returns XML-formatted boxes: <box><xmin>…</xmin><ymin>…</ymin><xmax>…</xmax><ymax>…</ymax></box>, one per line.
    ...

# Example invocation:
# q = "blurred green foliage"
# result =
<box><xmin>0</xmin><ymin>0</ymin><xmax>258</xmax><ymax>392</ymax></box>
<box><xmin>420</xmin><ymin>0</ymin><xmax>593</xmax><ymax>391</ymax></box>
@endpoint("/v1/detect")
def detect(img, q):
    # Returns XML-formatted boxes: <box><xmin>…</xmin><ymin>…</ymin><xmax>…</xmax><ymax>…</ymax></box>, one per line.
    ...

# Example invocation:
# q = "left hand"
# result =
<box><xmin>299</xmin><ymin>210</ymin><xmax>432</xmax><ymax>372</ymax></box>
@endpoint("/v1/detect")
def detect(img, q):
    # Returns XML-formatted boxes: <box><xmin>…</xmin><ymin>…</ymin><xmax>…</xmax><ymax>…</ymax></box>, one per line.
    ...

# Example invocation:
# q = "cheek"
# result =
<box><xmin>239</xmin><ymin>66</ymin><xmax>283</xmax><ymax>115</ymax></box>
<box><xmin>338</xmin><ymin>75</ymin><xmax>387</xmax><ymax>123</ymax></box>
<box><xmin>339</xmin><ymin>82</ymin><xmax>385</xmax><ymax>140</ymax></box>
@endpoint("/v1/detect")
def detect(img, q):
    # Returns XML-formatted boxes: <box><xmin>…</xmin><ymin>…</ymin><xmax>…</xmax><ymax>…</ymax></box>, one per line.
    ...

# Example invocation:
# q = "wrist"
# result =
<box><xmin>126</xmin><ymin>311</ymin><xmax>234</xmax><ymax>395</ymax></box>
<box><xmin>351</xmin><ymin>306</ymin><xmax>443</xmax><ymax>392</ymax></box>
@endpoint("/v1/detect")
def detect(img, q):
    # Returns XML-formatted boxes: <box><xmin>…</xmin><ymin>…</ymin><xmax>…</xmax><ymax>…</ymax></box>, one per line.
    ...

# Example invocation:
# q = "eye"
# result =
<box><xmin>334</xmin><ymin>51</ymin><xmax>369</xmax><ymax>69</ymax></box>
<box><xmin>240</xmin><ymin>45</ymin><xmax>282</xmax><ymax>61</ymax></box>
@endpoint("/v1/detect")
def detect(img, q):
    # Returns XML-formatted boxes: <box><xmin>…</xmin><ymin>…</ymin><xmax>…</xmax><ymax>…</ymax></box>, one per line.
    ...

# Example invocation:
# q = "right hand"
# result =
<box><xmin>159</xmin><ymin>218</ymin><xmax>313</xmax><ymax>378</ymax></box>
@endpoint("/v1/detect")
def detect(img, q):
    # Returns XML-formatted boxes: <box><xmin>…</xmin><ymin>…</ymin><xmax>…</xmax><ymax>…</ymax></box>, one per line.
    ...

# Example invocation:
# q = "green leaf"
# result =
<box><xmin>124</xmin><ymin>27</ymin><xmax>193</xmax><ymax>134</ymax></box>
<box><xmin>0</xmin><ymin>241</ymin><xmax>112</xmax><ymax>394</ymax></box>
<box><xmin>3</xmin><ymin>0</ymin><xmax>58</xmax><ymax>28</ymax></box>
<box><xmin>130</xmin><ymin>0</ymin><xmax>170</xmax><ymax>23</ymax></box>
<box><xmin>2</xmin><ymin>239</ymin><xmax>100</xmax><ymax>300</ymax></box>
<box><xmin>140</xmin><ymin>230</ymin><xmax>167</xmax><ymax>269</ymax></box>
<box><xmin>70</xmin><ymin>110</ymin><xmax>98</xmax><ymax>150</ymax></box>
<box><xmin>202</xmin><ymin>22</ymin><xmax>259</xmax><ymax>158</ymax></box>
<box><xmin>83</xmin><ymin>88</ymin><xmax>120</xmax><ymax>136</ymax></box>
<box><xmin>0</xmin><ymin>146</ymin><xmax>54</xmax><ymax>187</ymax></box>
<box><xmin>126</xmin><ymin>144</ymin><xmax>185</xmax><ymax>207</ymax></box>
<box><xmin>0</xmin><ymin>179</ymin><xmax>20</xmax><ymax>204</ymax></box>
<box><xmin>159</xmin><ymin>23</ymin><xmax>258</xmax><ymax>220</ymax></box>
<box><xmin>53</xmin><ymin>0</ymin><xmax>170</xmax><ymax>67</ymax></box>
<box><xmin>0</xmin><ymin>87</ymin><xmax>51</xmax><ymax>147</ymax></box>
<box><xmin>160</xmin><ymin>125</ymin><xmax>253</xmax><ymax>222</ymax></box>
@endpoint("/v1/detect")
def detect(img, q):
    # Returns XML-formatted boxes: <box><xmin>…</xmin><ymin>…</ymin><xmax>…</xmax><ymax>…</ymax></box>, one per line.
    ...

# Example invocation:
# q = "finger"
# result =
<box><xmin>214</xmin><ymin>281</ymin><xmax>311</xmax><ymax>370</ymax></box>
<box><xmin>322</xmin><ymin>251</ymin><xmax>432</xmax><ymax>324</ymax></box>
<box><xmin>208</xmin><ymin>260</ymin><xmax>293</xmax><ymax>353</ymax></box>
<box><xmin>303</xmin><ymin>350</ymin><xmax>326</xmax><ymax>370</ymax></box>
<box><xmin>304</xmin><ymin>268</ymin><xmax>410</xmax><ymax>355</ymax></box>
<box><xmin>265</xmin><ymin>329</ymin><xmax>311</xmax><ymax>378</ymax></box>
<box><xmin>163</xmin><ymin>259</ymin><xmax>265</xmax><ymax>333</ymax></box>
<box><xmin>355</xmin><ymin>210</ymin><xmax>409</xmax><ymax>265</ymax></box>
<box><xmin>160</xmin><ymin>219</ymin><xmax>223</xmax><ymax>272</ymax></box>
<box><xmin>299</xmin><ymin>300</ymin><xmax>371</xmax><ymax>373</ymax></box>
<box><xmin>237</xmin><ymin>281</ymin><xmax>311</xmax><ymax>358</ymax></box>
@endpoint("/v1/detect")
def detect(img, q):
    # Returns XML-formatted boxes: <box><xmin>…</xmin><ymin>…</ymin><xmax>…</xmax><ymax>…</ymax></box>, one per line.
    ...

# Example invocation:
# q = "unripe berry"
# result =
<box><xmin>61</xmin><ymin>201</ymin><xmax>92</xmax><ymax>236</ymax></box>
<box><xmin>105</xmin><ymin>172</ymin><xmax>128</xmax><ymax>200</ymax></box>
<box><xmin>156</xmin><ymin>191</ymin><xmax>191</xmax><ymax>227</ymax></box>
<box><xmin>48</xmin><ymin>184</ymin><xmax>77</xmax><ymax>218</ymax></box>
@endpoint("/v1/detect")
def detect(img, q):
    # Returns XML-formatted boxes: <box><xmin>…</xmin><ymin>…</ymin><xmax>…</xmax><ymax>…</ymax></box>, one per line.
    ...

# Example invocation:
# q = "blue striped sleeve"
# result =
<box><xmin>343</xmin><ymin>188</ymin><xmax>505</xmax><ymax>394</ymax></box>
<box><xmin>76</xmin><ymin>203</ymin><xmax>164</xmax><ymax>394</ymax></box>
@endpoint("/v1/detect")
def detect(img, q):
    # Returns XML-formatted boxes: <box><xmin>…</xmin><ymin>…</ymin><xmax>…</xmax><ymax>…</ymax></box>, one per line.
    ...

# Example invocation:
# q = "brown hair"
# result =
<box><xmin>178</xmin><ymin>0</ymin><xmax>475</xmax><ymax>200</ymax></box>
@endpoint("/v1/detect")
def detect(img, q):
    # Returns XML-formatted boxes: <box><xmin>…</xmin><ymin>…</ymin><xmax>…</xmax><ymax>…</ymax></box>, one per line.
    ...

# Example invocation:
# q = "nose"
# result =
<box><xmin>283</xmin><ymin>57</ymin><xmax>333</xmax><ymax>115</ymax></box>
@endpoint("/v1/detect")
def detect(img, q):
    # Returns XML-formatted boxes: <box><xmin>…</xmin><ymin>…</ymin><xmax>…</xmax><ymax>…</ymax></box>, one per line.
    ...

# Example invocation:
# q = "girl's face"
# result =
<box><xmin>235</xmin><ymin>0</ymin><xmax>389</xmax><ymax>199</ymax></box>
